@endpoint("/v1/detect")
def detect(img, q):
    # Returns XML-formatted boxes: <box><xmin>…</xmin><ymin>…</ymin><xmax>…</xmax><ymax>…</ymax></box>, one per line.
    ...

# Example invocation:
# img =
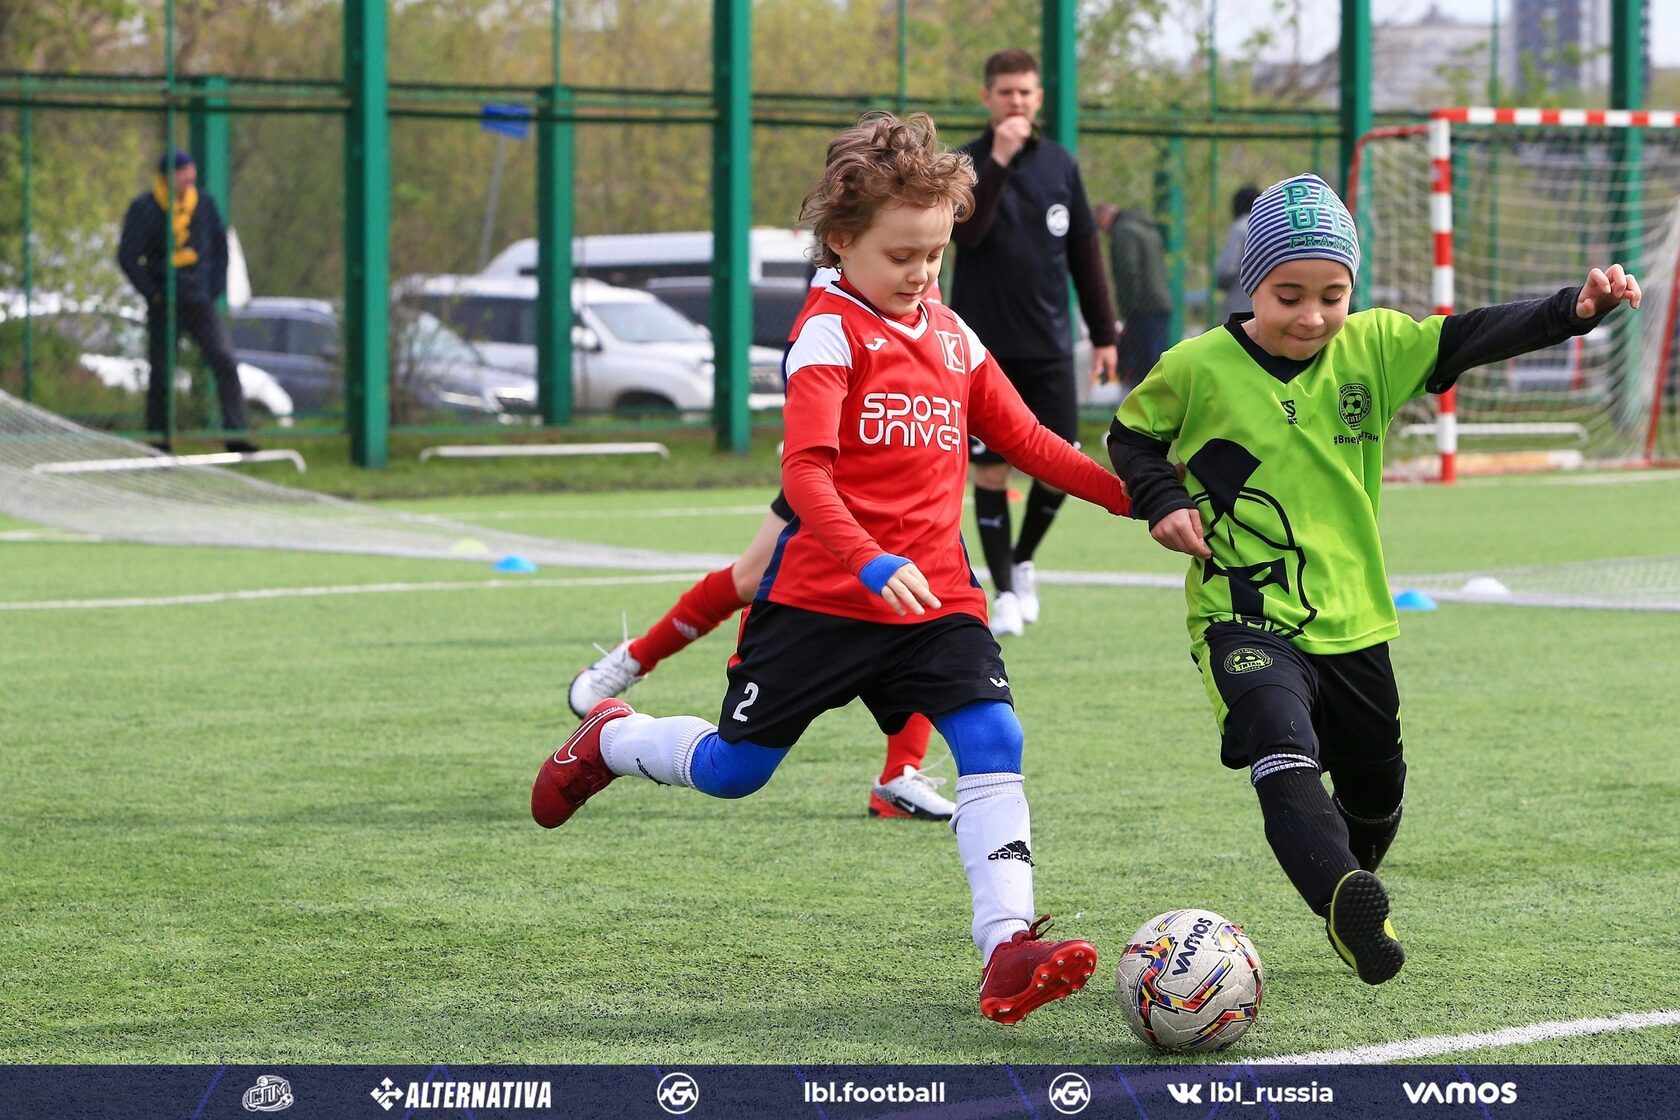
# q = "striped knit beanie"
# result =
<box><xmin>1237</xmin><ymin>173</ymin><xmax>1360</xmax><ymax>295</ymax></box>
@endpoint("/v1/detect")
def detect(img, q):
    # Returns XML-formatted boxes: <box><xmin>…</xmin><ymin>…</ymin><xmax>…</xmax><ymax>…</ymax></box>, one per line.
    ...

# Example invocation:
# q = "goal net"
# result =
<box><xmin>1352</xmin><ymin>108</ymin><xmax>1680</xmax><ymax>480</ymax></box>
<box><xmin>0</xmin><ymin>387</ymin><xmax>728</xmax><ymax>571</ymax></box>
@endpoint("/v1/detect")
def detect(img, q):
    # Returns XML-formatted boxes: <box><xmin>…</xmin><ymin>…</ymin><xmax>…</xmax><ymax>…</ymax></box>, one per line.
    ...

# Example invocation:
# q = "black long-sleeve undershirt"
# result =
<box><xmin>951</xmin><ymin>157</ymin><xmax>1009</xmax><ymax>250</ymax></box>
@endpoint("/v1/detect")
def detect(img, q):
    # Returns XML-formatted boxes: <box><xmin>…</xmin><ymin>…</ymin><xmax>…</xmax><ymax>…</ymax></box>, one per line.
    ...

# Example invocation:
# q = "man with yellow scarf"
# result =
<box><xmin>117</xmin><ymin>150</ymin><xmax>255</xmax><ymax>453</ymax></box>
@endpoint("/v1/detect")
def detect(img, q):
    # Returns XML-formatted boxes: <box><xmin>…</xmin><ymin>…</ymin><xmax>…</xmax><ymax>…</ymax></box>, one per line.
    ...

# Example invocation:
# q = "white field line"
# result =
<box><xmin>0</xmin><ymin>567</ymin><xmax>1181</xmax><ymax>612</ymax></box>
<box><xmin>0</xmin><ymin>529</ymin><xmax>102</xmax><ymax>542</ymax></box>
<box><xmin>1250</xmin><ymin>1009</ymin><xmax>1680</xmax><ymax>1065</ymax></box>
<box><xmin>0</xmin><ymin>572</ymin><xmax>706</xmax><ymax>612</ymax></box>
<box><xmin>437</xmin><ymin>503</ymin><xmax>773</xmax><ymax>521</ymax></box>
<box><xmin>7</xmin><ymin>562</ymin><xmax>1668</xmax><ymax>613</ymax></box>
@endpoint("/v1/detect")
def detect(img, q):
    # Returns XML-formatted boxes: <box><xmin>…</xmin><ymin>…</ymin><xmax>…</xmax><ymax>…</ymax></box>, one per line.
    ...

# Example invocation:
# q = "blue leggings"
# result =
<box><xmin>689</xmin><ymin>700</ymin><xmax>1022</xmax><ymax>798</ymax></box>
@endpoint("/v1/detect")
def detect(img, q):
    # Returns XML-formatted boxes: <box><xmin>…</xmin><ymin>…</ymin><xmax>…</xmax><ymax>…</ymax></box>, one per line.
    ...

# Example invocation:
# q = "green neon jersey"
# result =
<box><xmin>1116</xmin><ymin>308</ymin><xmax>1444</xmax><ymax>656</ymax></box>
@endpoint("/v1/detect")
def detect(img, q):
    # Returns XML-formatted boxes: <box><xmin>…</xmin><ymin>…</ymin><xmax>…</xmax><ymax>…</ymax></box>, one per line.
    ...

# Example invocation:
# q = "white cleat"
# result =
<box><xmin>567</xmin><ymin>641</ymin><xmax>647</xmax><ymax>718</ymax></box>
<box><xmin>1012</xmin><ymin>561</ymin><xmax>1040</xmax><ymax>624</ymax></box>
<box><xmin>990</xmin><ymin>591</ymin><xmax>1025</xmax><ymax>637</ymax></box>
<box><xmin>869</xmin><ymin>766</ymin><xmax>956</xmax><ymax>820</ymax></box>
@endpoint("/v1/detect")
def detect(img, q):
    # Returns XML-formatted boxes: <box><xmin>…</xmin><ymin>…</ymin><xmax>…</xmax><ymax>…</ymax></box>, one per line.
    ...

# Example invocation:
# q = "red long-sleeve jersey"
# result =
<box><xmin>764</xmin><ymin>278</ymin><xmax>1128</xmax><ymax>624</ymax></box>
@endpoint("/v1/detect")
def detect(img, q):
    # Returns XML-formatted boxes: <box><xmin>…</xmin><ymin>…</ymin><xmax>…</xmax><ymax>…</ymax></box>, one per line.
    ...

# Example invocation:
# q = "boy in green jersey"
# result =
<box><xmin>1108</xmin><ymin>173</ymin><xmax>1641</xmax><ymax>984</ymax></box>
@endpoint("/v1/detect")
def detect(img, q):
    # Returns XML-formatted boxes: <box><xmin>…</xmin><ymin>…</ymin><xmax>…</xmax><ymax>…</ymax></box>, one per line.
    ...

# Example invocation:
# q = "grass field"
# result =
<box><xmin>3</xmin><ymin>469</ymin><xmax>1679</xmax><ymax>1064</ymax></box>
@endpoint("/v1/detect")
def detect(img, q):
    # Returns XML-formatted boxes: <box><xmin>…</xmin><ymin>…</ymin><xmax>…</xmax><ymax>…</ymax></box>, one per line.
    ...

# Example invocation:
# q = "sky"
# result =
<box><xmin>1152</xmin><ymin>0</ymin><xmax>1679</xmax><ymax>72</ymax></box>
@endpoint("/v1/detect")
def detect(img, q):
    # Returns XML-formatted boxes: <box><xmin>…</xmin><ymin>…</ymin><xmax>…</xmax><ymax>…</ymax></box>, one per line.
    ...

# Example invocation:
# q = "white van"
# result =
<box><xmin>480</xmin><ymin>228</ymin><xmax>813</xmax><ymax>289</ymax></box>
<box><xmin>398</xmin><ymin>274</ymin><xmax>786</xmax><ymax>416</ymax></box>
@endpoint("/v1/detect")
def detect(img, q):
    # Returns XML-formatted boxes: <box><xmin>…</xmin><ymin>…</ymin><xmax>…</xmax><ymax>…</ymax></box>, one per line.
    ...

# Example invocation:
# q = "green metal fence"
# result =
<box><xmin>11</xmin><ymin>0</ymin><xmax>1646</xmax><ymax>469</ymax></box>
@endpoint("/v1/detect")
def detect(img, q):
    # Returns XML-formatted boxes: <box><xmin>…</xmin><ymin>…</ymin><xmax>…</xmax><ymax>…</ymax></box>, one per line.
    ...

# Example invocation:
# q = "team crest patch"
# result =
<box><xmin>1222</xmin><ymin>647</ymin><xmax>1273</xmax><ymax>675</ymax></box>
<box><xmin>936</xmin><ymin>329</ymin><xmax>967</xmax><ymax>373</ymax></box>
<box><xmin>1045</xmin><ymin>203</ymin><xmax>1070</xmax><ymax>237</ymax></box>
<box><xmin>1338</xmin><ymin>383</ymin><xmax>1373</xmax><ymax>429</ymax></box>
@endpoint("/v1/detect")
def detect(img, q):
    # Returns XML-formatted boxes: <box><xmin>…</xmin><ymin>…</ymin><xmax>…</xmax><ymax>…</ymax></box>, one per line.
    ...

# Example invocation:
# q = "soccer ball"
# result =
<box><xmin>1115</xmin><ymin>908</ymin><xmax>1263</xmax><ymax>1052</ymax></box>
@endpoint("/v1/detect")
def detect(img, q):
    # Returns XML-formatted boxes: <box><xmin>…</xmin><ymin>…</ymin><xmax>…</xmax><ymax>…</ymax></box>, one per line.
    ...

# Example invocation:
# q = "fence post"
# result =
<box><xmin>711</xmin><ymin>0</ymin><xmax>752</xmax><ymax>453</ymax></box>
<box><xmin>344</xmin><ymin>0</ymin><xmax>390</xmax><ymax>468</ymax></box>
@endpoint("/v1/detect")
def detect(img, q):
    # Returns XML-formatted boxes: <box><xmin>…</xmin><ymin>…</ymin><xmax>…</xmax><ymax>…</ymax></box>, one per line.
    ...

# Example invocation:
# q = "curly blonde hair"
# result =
<box><xmin>800</xmin><ymin>112</ymin><xmax>976</xmax><ymax>269</ymax></box>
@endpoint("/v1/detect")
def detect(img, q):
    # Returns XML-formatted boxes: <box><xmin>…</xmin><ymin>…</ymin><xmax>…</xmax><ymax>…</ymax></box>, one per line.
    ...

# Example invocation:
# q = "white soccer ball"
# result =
<box><xmin>1116</xmin><ymin>908</ymin><xmax>1263</xmax><ymax>1052</ymax></box>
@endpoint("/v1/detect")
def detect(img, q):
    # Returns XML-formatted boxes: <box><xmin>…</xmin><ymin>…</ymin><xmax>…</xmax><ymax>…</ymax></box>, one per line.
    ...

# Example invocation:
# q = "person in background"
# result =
<box><xmin>951</xmin><ymin>48</ymin><xmax>1118</xmax><ymax>639</ymax></box>
<box><xmin>1097</xmin><ymin>202</ymin><xmax>1173</xmax><ymax>394</ymax></box>
<box><xmin>117</xmin><ymin>149</ymin><xmax>255</xmax><ymax>454</ymax></box>
<box><xmin>1214</xmin><ymin>183</ymin><xmax>1261</xmax><ymax>322</ymax></box>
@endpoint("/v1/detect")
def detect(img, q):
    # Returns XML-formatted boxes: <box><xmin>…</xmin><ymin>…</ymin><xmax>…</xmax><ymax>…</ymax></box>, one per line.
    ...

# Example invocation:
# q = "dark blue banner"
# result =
<box><xmin>1</xmin><ymin>1064</ymin><xmax>1677</xmax><ymax>1119</ymax></box>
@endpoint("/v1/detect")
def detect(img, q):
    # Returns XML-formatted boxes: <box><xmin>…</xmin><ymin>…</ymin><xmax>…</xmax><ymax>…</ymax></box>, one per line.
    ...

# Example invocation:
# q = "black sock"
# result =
<box><xmin>1012</xmin><ymin>482</ymin><xmax>1067</xmax><ymax>565</ymax></box>
<box><xmin>973</xmin><ymin>486</ymin><xmax>1013</xmax><ymax>593</ymax></box>
<box><xmin>1335</xmin><ymin>797</ymin><xmax>1403</xmax><ymax>873</ymax></box>
<box><xmin>1329</xmin><ymin>753</ymin><xmax>1406</xmax><ymax>872</ymax></box>
<box><xmin>1253</xmin><ymin>766</ymin><xmax>1359</xmax><ymax>917</ymax></box>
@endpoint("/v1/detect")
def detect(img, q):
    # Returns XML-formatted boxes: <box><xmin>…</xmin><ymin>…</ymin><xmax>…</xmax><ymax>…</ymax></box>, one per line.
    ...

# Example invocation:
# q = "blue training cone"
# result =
<box><xmin>1393</xmin><ymin>589</ymin><xmax>1437</xmax><ymax>611</ymax></box>
<box><xmin>494</xmin><ymin>555</ymin><xmax>538</xmax><ymax>574</ymax></box>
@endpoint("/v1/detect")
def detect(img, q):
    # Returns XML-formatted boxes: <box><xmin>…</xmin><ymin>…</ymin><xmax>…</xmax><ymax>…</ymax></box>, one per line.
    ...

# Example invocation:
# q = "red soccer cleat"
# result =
<box><xmin>978</xmin><ymin>915</ymin><xmax>1097</xmax><ymax>1025</ymax></box>
<box><xmin>532</xmin><ymin>698</ymin><xmax>633</xmax><ymax>828</ymax></box>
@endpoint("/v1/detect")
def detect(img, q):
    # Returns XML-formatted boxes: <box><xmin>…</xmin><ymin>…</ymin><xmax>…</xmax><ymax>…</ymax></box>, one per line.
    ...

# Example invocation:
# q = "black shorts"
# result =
<box><xmin>969</xmin><ymin>355</ymin><xmax>1079</xmax><ymax>465</ymax></box>
<box><xmin>769</xmin><ymin>489</ymin><xmax>794</xmax><ymax>522</ymax></box>
<box><xmin>1197</xmin><ymin>623</ymin><xmax>1402</xmax><ymax>771</ymax></box>
<box><xmin>718</xmin><ymin>601</ymin><xmax>1013</xmax><ymax>747</ymax></box>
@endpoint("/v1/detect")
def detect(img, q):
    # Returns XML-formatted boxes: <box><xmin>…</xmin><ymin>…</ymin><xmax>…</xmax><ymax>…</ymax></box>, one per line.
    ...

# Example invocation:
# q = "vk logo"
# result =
<box><xmin>1167</xmin><ymin>1082</ymin><xmax>1203</xmax><ymax>1104</ymax></box>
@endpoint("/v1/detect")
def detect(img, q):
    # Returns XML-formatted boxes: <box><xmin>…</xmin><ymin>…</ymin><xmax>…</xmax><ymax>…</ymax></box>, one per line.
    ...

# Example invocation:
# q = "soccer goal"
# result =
<box><xmin>1350</xmin><ymin>107</ymin><xmax>1680</xmax><ymax>481</ymax></box>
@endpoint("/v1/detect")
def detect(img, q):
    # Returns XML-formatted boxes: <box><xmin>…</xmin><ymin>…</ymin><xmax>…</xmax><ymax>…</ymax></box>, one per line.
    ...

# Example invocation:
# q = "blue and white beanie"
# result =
<box><xmin>1237</xmin><ymin>173</ymin><xmax>1360</xmax><ymax>295</ymax></box>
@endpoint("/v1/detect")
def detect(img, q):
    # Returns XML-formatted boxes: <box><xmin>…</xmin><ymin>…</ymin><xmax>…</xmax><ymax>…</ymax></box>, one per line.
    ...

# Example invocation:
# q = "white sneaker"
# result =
<box><xmin>989</xmin><ymin>591</ymin><xmax>1025</xmax><ymax>637</ymax></box>
<box><xmin>567</xmin><ymin>641</ymin><xmax>646</xmax><ymax>718</ymax></box>
<box><xmin>1012</xmin><ymin>561</ymin><xmax>1040</xmax><ymax>624</ymax></box>
<box><xmin>869</xmin><ymin>766</ymin><xmax>956</xmax><ymax>820</ymax></box>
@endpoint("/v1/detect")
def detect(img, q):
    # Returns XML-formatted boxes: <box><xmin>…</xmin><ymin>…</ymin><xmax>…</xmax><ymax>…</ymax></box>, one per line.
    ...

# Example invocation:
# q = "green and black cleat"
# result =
<box><xmin>1326</xmin><ymin>870</ymin><xmax>1405</xmax><ymax>985</ymax></box>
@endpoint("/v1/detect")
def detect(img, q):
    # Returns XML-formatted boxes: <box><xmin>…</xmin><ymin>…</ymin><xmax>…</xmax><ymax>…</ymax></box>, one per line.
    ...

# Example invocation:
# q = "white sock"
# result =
<box><xmin>599</xmin><ymin>714</ymin><xmax>714</xmax><ymax>789</ymax></box>
<box><xmin>952</xmin><ymin>772</ymin><xmax>1033</xmax><ymax>959</ymax></box>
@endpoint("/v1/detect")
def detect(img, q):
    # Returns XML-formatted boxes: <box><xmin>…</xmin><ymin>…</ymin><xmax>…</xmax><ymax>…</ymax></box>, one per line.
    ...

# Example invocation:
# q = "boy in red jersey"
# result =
<box><xmin>567</xmin><ymin>267</ymin><xmax>953</xmax><ymax>821</ymax></box>
<box><xmin>532</xmin><ymin>112</ymin><xmax>1131</xmax><ymax>1024</ymax></box>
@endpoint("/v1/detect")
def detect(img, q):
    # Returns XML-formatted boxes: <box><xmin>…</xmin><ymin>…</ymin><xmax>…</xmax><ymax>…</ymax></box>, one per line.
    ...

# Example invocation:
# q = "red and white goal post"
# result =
<box><xmin>1349</xmin><ymin>107</ymin><xmax>1680</xmax><ymax>482</ymax></box>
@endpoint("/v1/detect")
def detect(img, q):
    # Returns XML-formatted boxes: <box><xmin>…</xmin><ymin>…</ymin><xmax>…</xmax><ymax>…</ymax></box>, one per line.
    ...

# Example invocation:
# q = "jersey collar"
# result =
<box><xmin>831</xmin><ymin>278</ymin><xmax>930</xmax><ymax>339</ymax></box>
<box><xmin>1224</xmin><ymin>315</ymin><xmax>1315</xmax><ymax>385</ymax></box>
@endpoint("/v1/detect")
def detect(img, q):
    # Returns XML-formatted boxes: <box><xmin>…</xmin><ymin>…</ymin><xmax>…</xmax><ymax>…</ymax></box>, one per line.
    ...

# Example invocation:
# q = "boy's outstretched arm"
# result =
<box><xmin>1106</xmin><ymin>421</ymin><xmax>1210</xmax><ymax>559</ymax></box>
<box><xmin>967</xmin><ymin>352</ymin><xmax>1130</xmax><ymax>516</ymax></box>
<box><xmin>1427</xmin><ymin>264</ymin><xmax>1640</xmax><ymax>393</ymax></box>
<box><xmin>1577</xmin><ymin>264</ymin><xmax>1642</xmax><ymax>316</ymax></box>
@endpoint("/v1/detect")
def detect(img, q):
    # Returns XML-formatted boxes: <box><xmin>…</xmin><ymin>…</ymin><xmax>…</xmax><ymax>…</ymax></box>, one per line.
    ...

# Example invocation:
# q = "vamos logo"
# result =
<box><xmin>1403</xmin><ymin>1080</ymin><xmax>1517</xmax><ymax>1105</ymax></box>
<box><xmin>369</xmin><ymin>1076</ymin><xmax>552</xmax><ymax>1111</ymax></box>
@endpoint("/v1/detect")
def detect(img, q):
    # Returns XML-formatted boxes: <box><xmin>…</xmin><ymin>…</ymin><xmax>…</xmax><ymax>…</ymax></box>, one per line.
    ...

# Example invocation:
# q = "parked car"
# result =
<box><xmin>230</xmin><ymin>297</ymin><xmax>536</xmax><ymax>417</ymax></box>
<box><xmin>643</xmin><ymin>274</ymin><xmax>812</xmax><ymax>352</ymax></box>
<box><xmin>481</xmin><ymin>227</ymin><xmax>813</xmax><ymax>287</ymax></box>
<box><xmin>2</xmin><ymin>293</ymin><xmax>293</xmax><ymax>422</ymax></box>
<box><xmin>399</xmin><ymin>274</ymin><xmax>785</xmax><ymax>415</ymax></box>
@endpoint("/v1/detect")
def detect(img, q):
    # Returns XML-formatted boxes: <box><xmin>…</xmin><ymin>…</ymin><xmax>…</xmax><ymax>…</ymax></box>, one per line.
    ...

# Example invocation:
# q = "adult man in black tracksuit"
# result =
<box><xmin>952</xmin><ymin>49</ymin><xmax>1118</xmax><ymax>638</ymax></box>
<box><xmin>117</xmin><ymin>149</ymin><xmax>254</xmax><ymax>453</ymax></box>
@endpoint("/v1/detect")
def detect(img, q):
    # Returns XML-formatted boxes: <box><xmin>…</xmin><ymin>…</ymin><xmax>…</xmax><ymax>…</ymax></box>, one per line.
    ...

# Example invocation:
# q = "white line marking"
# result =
<box><xmin>1251</xmin><ymin>1009</ymin><xmax>1680</xmax><ymax>1065</ymax></box>
<box><xmin>2</xmin><ymin>566</ymin><xmax>1179</xmax><ymax>613</ymax></box>
<box><xmin>1535</xmin><ymin>472</ymin><xmax>1680</xmax><ymax>487</ymax></box>
<box><xmin>0</xmin><ymin>529</ymin><xmax>103</xmax><ymax>542</ymax></box>
<box><xmin>0</xmin><ymin>573</ymin><xmax>706</xmax><ymax>612</ymax></box>
<box><xmin>428</xmin><ymin>504</ymin><xmax>772</xmax><ymax>522</ymax></box>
